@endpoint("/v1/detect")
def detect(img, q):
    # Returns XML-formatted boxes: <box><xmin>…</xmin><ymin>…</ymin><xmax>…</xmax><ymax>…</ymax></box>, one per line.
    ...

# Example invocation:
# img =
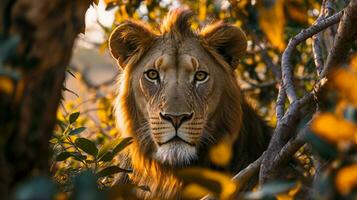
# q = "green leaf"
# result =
<box><xmin>97</xmin><ymin>139</ymin><xmax>118</xmax><ymax>159</ymax></box>
<box><xmin>69</xmin><ymin>112</ymin><xmax>80</xmax><ymax>124</ymax></box>
<box><xmin>69</xmin><ymin>127</ymin><xmax>86</xmax><ymax>135</ymax></box>
<box><xmin>113</xmin><ymin>137</ymin><xmax>133</xmax><ymax>155</ymax></box>
<box><xmin>99</xmin><ymin>152</ymin><xmax>114</xmax><ymax>162</ymax></box>
<box><xmin>75</xmin><ymin>138</ymin><xmax>98</xmax><ymax>156</ymax></box>
<box><xmin>96</xmin><ymin>166</ymin><xmax>132</xmax><ymax>178</ymax></box>
<box><xmin>70</xmin><ymin>152</ymin><xmax>87</xmax><ymax>162</ymax></box>
<box><xmin>97</xmin><ymin>138</ymin><xmax>131</xmax><ymax>161</ymax></box>
<box><xmin>56</xmin><ymin>152</ymin><xmax>71</xmax><ymax>161</ymax></box>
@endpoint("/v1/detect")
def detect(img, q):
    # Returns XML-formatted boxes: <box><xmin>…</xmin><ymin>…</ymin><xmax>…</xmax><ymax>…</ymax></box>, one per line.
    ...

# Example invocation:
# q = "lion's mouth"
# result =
<box><xmin>158</xmin><ymin>135</ymin><xmax>195</xmax><ymax>146</ymax></box>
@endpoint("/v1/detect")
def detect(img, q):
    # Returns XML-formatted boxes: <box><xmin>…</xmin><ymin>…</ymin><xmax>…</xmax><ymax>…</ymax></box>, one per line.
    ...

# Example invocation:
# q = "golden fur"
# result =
<box><xmin>109</xmin><ymin>9</ymin><xmax>271</xmax><ymax>199</ymax></box>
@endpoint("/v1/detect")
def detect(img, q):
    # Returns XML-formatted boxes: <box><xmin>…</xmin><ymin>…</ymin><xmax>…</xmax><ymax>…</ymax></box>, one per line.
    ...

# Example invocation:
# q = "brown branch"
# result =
<box><xmin>260</xmin><ymin>92</ymin><xmax>316</xmax><ymax>184</ymax></box>
<box><xmin>312</xmin><ymin>0</ymin><xmax>336</xmax><ymax>77</ymax></box>
<box><xmin>268</xmin><ymin>10</ymin><xmax>344</xmax><ymax>171</ymax></box>
<box><xmin>232</xmin><ymin>152</ymin><xmax>264</xmax><ymax>187</ymax></box>
<box><xmin>312</xmin><ymin>30</ymin><xmax>325</xmax><ymax>76</ymax></box>
<box><xmin>260</xmin><ymin>76</ymin><xmax>328</xmax><ymax>185</ymax></box>
<box><xmin>281</xmin><ymin>10</ymin><xmax>343</xmax><ymax>103</ymax></box>
<box><xmin>321</xmin><ymin>0</ymin><xmax>357</xmax><ymax>77</ymax></box>
<box><xmin>312</xmin><ymin>0</ymin><xmax>330</xmax><ymax>76</ymax></box>
<box><xmin>271</xmin><ymin>121</ymin><xmax>311</xmax><ymax>169</ymax></box>
<box><xmin>200</xmin><ymin>152</ymin><xmax>265</xmax><ymax>200</ymax></box>
<box><xmin>276</xmin><ymin>82</ymin><xmax>286</xmax><ymax>121</ymax></box>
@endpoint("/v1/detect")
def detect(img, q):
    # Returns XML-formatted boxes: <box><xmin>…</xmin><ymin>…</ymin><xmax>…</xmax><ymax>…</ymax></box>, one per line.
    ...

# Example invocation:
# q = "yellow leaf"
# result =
<box><xmin>0</xmin><ymin>76</ymin><xmax>14</xmax><ymax>95</ymax></box>
<box><xmin>335</xmin><ymin>164</ymin><xmax>357</xmax><ymax>195</ymax></box>
<box><xmin>209</xmin><ymin>139</ymin><xmax>232</xmax><ymax>166</ymax></box>
<box><xmin>182</xmin><ymin>183</ymin><xmax>211</xmax><ymax>199</ymax></box>
<box><xmin>332</xmin><ymin>69</ymin><xmax>357</xmax><ymax>106</ymax></box>
<box><xmin>104</xmin><ymin>0</ymin><xmax>117</xmax><ymax>5</ymax></box>
<box><xmin>120</xmin><ymin>5</ymin><xmax>129</xmax><ymax>20</ymax></box>
<box><xmin>54</xmin><ymin>192</ymin><xmax>68</xmax><ymax>200</ymax></box>
<box><xmin>257</xmin><ymin>0</ymin><xmax>286</xmax><ymax>52</ymax></box>
<box><xmin>198</xmin><ymin>0</ymin><xmax>207</xmax><ymax>22</ymax></box>
<box><xmin>311</xmin><ymin>113</ymin><xmax>357</xmax><ymax>144</ymax></box>
<box><xmin>149</xmin><ymin>11</ymin><xmax>156</xmax><ymax>20</ymax></box>
<box><xmin>350</xmin><ymin>55</ymin><xmax>357</xmax><ymax>72</ymax></box>
<box><xmin>176</xmin><ymin>168</ymin><xmax>237</xmax><ymax>199</ymax></box>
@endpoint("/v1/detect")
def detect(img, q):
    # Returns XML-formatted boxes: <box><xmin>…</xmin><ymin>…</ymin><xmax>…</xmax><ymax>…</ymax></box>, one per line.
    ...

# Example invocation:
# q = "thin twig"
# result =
<box><xmin>260</xmin><ymin>92</ymin><xmax>316</xmax><ymax>184</ymax></box>
<box><xmin>321</xmin><ymin>0</ymin><xmax>357</xmax><ymax>77</ymax></box>
<box><xmin>312</xmin><ymin>0</ymin><xmax>335</xmax><ymax>77</ymax></box>
<box><xmin>200</xmin><ymin>152</ymin><xmax>265</xmax><ymax>200</ymax></box>
<box><xmin>281</xmin><ymin>10</ymin><xmax>343</xmax><ymax>103</ymax></box>
<box><xmin>232</xmin><ymin>152</ymin><xmax>264</xmax><ymax>186</ymax></box>
<box><xmin>260</xmin><ymin>76</ymin><xmax>328</xmax><ymax>184</ymax></box>
<box><xmin>271</xmin><ymin>121</ymin><xmax>311</xmax><ymax>169</ymax></box>
<box><xmin>276</xmin><ymin>82</ymin><xmax>286</xmax><ymax>121</ymax></box>
<box><xmin>312</xmin><ymin>0</ymin><xmax>327</xmax><ymax>77</ymax></box>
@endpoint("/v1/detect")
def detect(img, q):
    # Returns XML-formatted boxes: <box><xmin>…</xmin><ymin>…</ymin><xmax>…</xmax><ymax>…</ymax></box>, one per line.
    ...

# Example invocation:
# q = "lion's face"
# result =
<box><xmin>130</xmin><ymin>40</ymin><xmax>225</xmax><ymax>166</ymax></box>
<box><xmin>109</xmin><ymin>10</ymin><xmax>247</xmax><ymax>167</ymax></box>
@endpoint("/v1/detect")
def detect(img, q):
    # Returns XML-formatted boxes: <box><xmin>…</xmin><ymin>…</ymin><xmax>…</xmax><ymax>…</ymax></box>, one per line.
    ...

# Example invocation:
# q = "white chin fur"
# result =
<box><xmin>154</xmin><ymin>141</ymin><xmax>197</xmax><ymax>166</ymax></box>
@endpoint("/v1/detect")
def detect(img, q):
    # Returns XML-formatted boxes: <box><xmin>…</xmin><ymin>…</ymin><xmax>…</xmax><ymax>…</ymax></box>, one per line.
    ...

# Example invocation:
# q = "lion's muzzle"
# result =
<box><xmin>159</xmin><ymin>112</ymin><xmax>193</xmax><ymax>130</ymax></box>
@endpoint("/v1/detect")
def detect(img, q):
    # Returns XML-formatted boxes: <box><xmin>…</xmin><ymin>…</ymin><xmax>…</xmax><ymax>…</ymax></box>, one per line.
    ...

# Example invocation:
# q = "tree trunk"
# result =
<box><xmin>0</xmin><ymin>0</ymin><xmax>90</xmax><ymax>197</ymax></box>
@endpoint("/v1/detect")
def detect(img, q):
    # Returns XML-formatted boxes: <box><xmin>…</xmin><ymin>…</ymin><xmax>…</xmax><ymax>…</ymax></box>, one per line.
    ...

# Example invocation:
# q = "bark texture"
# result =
<box><xmin>0</xmin><ymin>0</ymin><xmax>90</xmax><ymax>197</ymax></box>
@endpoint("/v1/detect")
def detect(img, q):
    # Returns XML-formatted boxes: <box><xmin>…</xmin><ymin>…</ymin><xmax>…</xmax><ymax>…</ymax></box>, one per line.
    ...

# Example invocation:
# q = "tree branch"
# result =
<box><xmin>312</xmin><ymin>0</ymin><xmax>334</xmax><ymax>77</ymax></box>
<box><xmin>200</xmin><ymin>152</ymin><xmax>265</xmax><ymax>200</ymax></box>
<box><xmin>321</xmin><ymin>0</ymin><xmax>357</xmax><ymax>77</ymax></box>
<box><xmin>281</xmin><ymin>10</ymin><xmax>343</xmax><ymax>103</ymax></box>
<box><xmin>276</xmin><ymin>82</ymin><xmax>286</xmax><ymax>121</ymax></box>
<box><xmin>271</xmin><ymin>121</ymin><xmax>311</xmax><ymax>169</ymax></box>
<box><xmin>260</xmin><ymin>92</ymin><xmax>316</xmax><ymax>184</ymax></box>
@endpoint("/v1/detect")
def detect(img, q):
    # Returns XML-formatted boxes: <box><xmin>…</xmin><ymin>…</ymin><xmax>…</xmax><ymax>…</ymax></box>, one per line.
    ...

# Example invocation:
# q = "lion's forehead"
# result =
<box><xmin>153</xmin><ymin>53</ymin><xmax>200</xmax><ymax>72</ymax></box>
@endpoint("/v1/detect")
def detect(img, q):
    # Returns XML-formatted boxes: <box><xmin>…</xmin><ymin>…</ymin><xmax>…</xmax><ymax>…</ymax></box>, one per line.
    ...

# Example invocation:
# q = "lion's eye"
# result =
<box><xmin>145</xmin><ymin>69</ymin><xmax>159</xmax><ymax>81</ymax></box>
<box><xmin>194</xmin><ymin>71</ymin><xmax>209</xmax><ymax>82</ymax></box>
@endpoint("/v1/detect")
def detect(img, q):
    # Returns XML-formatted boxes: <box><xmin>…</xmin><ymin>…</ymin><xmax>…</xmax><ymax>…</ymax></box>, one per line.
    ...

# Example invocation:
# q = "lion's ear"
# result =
<box><xmin>109</xmin><ymin>21</ymin><xmax>155</xmax><ymax>69</ymax></box>
<box><xmin>200</xmin><ymin>22</ymin><xmax>247</xmax><ymax>69</ymax></box>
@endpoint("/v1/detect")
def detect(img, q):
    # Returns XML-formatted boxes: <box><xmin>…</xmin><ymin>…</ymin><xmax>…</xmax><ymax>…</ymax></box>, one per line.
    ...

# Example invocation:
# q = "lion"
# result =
<box><xmin>109</xmin><ymin>9</ymin><xmax>271</xmax><ymax>199</ymax></box>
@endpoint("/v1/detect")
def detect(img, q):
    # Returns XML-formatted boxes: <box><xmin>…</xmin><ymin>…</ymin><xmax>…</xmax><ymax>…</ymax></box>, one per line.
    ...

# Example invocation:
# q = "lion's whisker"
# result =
<box><xmin>150</xmin><ymin>127</ymin><xmax>173</xmax><ymax>130</ymax></box>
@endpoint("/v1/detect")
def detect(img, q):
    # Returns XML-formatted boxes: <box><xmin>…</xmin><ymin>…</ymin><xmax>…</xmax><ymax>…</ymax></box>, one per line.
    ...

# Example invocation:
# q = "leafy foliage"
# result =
<box><xmin>49</xmin><ymin>107</ymin><xmax>134</xmax><ymax>198</ymax></box>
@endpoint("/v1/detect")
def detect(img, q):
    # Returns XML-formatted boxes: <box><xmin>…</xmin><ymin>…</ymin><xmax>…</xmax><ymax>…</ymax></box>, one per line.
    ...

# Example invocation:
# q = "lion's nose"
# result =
<box><xmin>159</xmin><ymin>112</ymin><xmax>193</xmax><ymax>130</ymax></box>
